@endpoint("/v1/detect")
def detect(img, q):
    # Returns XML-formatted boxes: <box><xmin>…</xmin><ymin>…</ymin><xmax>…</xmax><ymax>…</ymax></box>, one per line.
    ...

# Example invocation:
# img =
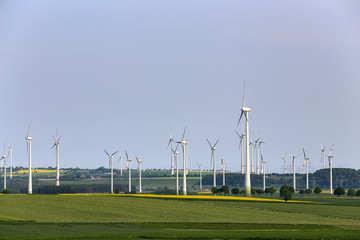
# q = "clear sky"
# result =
<box><xmin>0</xmin><ymin>0</ymin><xmax>359</xmax><ymax>173</ymax></box>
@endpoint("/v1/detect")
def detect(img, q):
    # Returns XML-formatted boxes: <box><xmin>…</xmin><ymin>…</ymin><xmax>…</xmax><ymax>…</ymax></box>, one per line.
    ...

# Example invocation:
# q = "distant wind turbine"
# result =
<box><xmin>104</xmin><ymin>149</ymin><xmax>118</xmax><ymax>194</ymax></box>
<box><xmin>321</xmin><ymin>145</ymin><xmax>326</xmax><ymax>169</ymax></box>
<box><xmin>254</xmin><ymin>137</ymin><xmax>261</xmax><ymax>175</ymax></box>
<box><xmin>328</xmin><ymin>144</ymin><xmax>334</xmax><ymax>194</ymax></box>
<box><xmin>25</xmin><ymin>123</ymin><xmax>33</xmax><ymax>194</ymax></box>
<box><xmin>172</xmin><ymin>144</ymin><xmax>180</xmax><ymax>195</ymax></box>
<box><xmin>136</xmin><ymin>155</ymin><xmax>143</xmax><ymax>193</ymax></box>
<box><xmin>206</xmin><ymin>138</ymin><xmax>219</xmax><ymax>187</ymax></box>
<box><xmin>302</xmin><ymin>148</ymin><xmax>310</xmax><ymax>189</ymax></box>
<box><xmin>198</xmin><ymin>163</ymin><xmax>203</xmax><ymax>192</ymax></box>
<box><xmin>281</xmin><ymin>153</ymin><xmax>287</xmax><ymax>174</ymax></box>
<box><xmin>235</xmin><ymin>131</ymin><xmax>245</xmax><ymax>174</ymax></box>
<box><xmin>237</xmin><ymin>82</ymin><xmax>252</xmax><ymax>197</ymax></box>
<box><xmin>125</xmin><ymin>151</ymin><xmax>132</xmax><ymax>192</ymax></box>
<box><xmin>51</xmin><ymin>130</ymin><xmax>62</xmax><ymax>186</ymax></box>
<box><xmin>9</xmin><ymin>145</ymin><xmax>13</xmax><ymax>180</ymax></box>
<box><xmin>221</xmin><ymin>157</ymin><xmax>225</xmax><ymax>186</ymax></box>
<box><xmin>176</xmin><ymin>127</ymin><xmax>188</xmax><ymax>195</ymax></box>
<box><xmin>167</xmin><ymin>132</ymin><xmax>175</xmax><ymax>176</ymax></box>
<box><xmin>118</xmin><ymin>151</ymin><xmax>123</xmax><ymax>176</ymax></box>
<box><xmin>288</xmin><ymin>152</ymin><xmax>301</xmax><ymax>191</ymax></box>
<box><xmin>261</xmin><ymin>153</ymin><xmax>266</xmax><ymax>191</ymax></box>
<box><xmin>0</xmin><ymin>144</ymin><xmax>8</xmax><ymax>190</ymax></box>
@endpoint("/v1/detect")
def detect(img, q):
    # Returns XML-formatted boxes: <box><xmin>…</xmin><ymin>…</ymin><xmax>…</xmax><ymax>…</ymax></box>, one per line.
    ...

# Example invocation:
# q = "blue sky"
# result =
<box><xmin>0</xmin><ymin>0</ymin><xmax>359</xmax><ymax>173</ymax></box>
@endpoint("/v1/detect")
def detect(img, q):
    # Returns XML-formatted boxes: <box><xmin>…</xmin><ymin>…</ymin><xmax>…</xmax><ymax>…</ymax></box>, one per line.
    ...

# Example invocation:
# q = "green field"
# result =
<box><xmin>0</xmin><ymin>194</ymin><xmax>359</xmax><ymax>239</ymax></box>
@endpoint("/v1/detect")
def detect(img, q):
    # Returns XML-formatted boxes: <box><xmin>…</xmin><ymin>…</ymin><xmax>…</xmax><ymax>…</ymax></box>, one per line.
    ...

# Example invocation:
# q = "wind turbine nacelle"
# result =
<box><xmin>2</xmin><ymin>155</ymin><xmax>6</xmax><ymax>159</ymax></box>
<box><xmin>241</xmin><ymin>107</ymin><xmax>251</xmax><ymax>112</ymax></box>
<box><xmin>26</xmin><ymin>137</ymin><xmax>33</xmax><ymax>140</ymax></box>
<box><xmin>212</xmin><ymin>147</ymin><xmax>216</xmax><ymax>150</ymax></box>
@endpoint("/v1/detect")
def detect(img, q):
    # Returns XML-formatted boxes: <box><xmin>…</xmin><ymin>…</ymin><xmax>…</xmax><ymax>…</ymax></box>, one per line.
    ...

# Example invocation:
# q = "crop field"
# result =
<box><xmin>0</xmin><ymin>194</ymin><xmax>359</xmax><ymax>239</ymax></box>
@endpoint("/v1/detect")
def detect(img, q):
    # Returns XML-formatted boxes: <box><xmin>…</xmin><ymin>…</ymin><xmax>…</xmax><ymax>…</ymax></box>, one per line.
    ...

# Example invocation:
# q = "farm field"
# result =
<box><xmin>0</xmin><ymin>194</ymin><xmax>359</xmax><ymax>239</ymax></box>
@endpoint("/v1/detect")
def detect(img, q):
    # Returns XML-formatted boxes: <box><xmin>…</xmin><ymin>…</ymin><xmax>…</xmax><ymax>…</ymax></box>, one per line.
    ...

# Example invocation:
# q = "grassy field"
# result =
<box><xmin>0</xmin><ymin>194</ymin><xmax>359</xmax><ymax>239</ymax></box>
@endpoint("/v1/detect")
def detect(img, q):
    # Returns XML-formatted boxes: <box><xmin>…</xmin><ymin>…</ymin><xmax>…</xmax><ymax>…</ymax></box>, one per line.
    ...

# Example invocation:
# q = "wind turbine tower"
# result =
<box><xmin>125</xmin><ymin>151</ymin><xmax>132</xmax><ymax>192</ymax></box>
<box><xmin>328</xmin><ymin>144</ymin><xmax>334</xmax><ymax>194</ymax></box>
<box><xmin>0</xmin><ymin>146</ymin><xmax>7</xmax><ymax>190</ymax></box>
<box><xmin>254</xmin><ymin>138</ymin><xmax>261</xmax><ymax>175</ymax></box>
<box><xmin>172</xmin><ymin>145</ymin><xmax>180</xmax><ymax>195</ymax></box>
<box><xmin>51</xmin><ymin>133</ymin><xmax>62</xmax><ymax>186</ymax></box>
<box><xmin>221</xmin><ymin>157</ymin><xmax>225</xmax><ymax>186</ymax></box>
<box><xmin>167</xmin><ymin>133</ymin><xmax>175</xmax><ymax>175</ymax></box>
<box><xmin>119</xmin><ymin>151</ymin><xmax>123</xmax><ymax>176</ymax></box>
<box><xmin>321</xmin><ymin>145</ymin><xmax>326</xmax><ymax>169</ymax></box>
<box><xmin>177</xmin><ymin>127</ymin><xmax>188</xmax><ymax>195</ymax></box>
<box><xmin>104</xmin><ymin>150</ymin><xmax>118</xmax><ymax>194</ymax></box>
<box><xmin>206</xmin><ymin>138</ymin><xmax>219</xmax><ymax>187</ymax></box>
<box><xmin>235</xmin><ymin>131</ymin><xmax>245</xmax><ymax>174</ymax></box>
<box><xmin>303</xmin><ymin>148</ymin><xmax>310</xmax><ymax>189</ymax></box>
<box><xmin>9</xmin><ymin>145</ymin><xmax>13</xmax><ymax>180</ymax></box>
<box><xmin>262</xmin><ymin>154</ymin><xmax>266</xmax><ymax>191</ymax></box>
<box><xmin>198</xmin><ymin>163</ymin><xmax>203</xmax><ymax>192</ymax></box>
<box><xmin>237</xmin><ymin>82</ymin><xmax>252</xmax><ymax>197</ymax></box>
<box><xmin>25</xmin><ymin>124</ymin><xmax>33</xmax><ymax>194</ymax></box>
<box><xmin>288</xmin><ymin>153</ymin><xmax>300</xmax><ymax>191</ymax></box>
<box><xmin>259</xmin><ymin>141</ymin><xmax>265</xmax><ymax>174</ymax></box>
<box><xmin>136</xmin><ymin>155</ymin><xmax>143</xmax><ymax>193</ymax></box>
<box><xmin>281</xmin><ymin>153</ymin><xmax>287</xmax><ymax>174</ymax></box>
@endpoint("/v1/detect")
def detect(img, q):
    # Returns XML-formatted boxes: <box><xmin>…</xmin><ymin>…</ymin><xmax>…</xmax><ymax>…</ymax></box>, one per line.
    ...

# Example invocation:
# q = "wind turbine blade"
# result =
<box><xmin>181</xmin><ymin>126</ymin><xmax>187</xmax><ymax>141</ymax></box>
<box><xmin>57</xmin><ymin>136</ymin><xmax>62</xmax><ymax>142</ymax></box>
<box><xmin>125</xmin><ymin>150</ymin><xmax>129</xmax><ymax>160</ymax></box>
<box><xmin>27</xmin><ymin>122</ymin><xmax>31</xmax><ymax>138</ymax></box>
<box><xmin>206</xmin><ymin>138</ymin><xmax>212</xmax><ymax>148</ymax></box>
<box><xmin>242</xmin><ymin>81</ymin><xmax>246</xmax><ymax>108</ymax></box>
<box><xmin>213</xmin><ymin>140</ymin><xmax>219</xmax><ymax>148</ymax></box>
<box><xmin>235</xmin><ymin>131</ymin><xmax>241</xmax><ymax>138</ymax></box>
<box><xmin>51</xmin><ymin>143</ymin><xmax>56</xmax><ymax>149</ymax></box>
<box><xmin>104</xmin><ymin>149</ymin><xmax>110</xmax><ymax>156</ymax></box>
<box><xmin>52</xmin><ymin>136</ymin><xmax>56</xmax><ymax>142</ymax></box>
<box><xmin>237</xmin><ymin>112</ymin><xmax>244</xmax><ymax>126</ymax></box>
<box><xmin>111</xmin><ymin>151</ymin><xmax>118</xmax><ymax>157</ymax></box>
<box><xmin>329</xmin><ymin>144</ymin><xmax>334</xmax><ymax>155</ymax></box>
<box><xmin>135</xmin><ymin>156</ymin><xmax>139</xmax><ymax>162</ymax></box>
<box><xmin>166</xmin><ymin>139</ymin><xmax>172</xmax><ymax>150</ymax></box>
<box><xmin>303</xmin><ymin>148</ymin><xmax>306</xmax><ymax>158</ymax></box>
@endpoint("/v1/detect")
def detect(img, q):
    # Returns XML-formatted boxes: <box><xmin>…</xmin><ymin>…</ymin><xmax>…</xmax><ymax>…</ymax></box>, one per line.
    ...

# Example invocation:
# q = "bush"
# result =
<box><xmin>334</xmin><ymin>186</ymin><xmax>345</xmax><ymax>197</ymax></box>
<box><xmin>211</xmin><ymin>187</ymin><xmax>218</xmax><ymax>195</ymax></box>
<box><xmin>231</xmin><ymin>187</ymin><xmax>240</xmax><ymax>195</ymax></box>
<box><xmin>347</xmin><ymin>188</ymin><xmax>355</xmax><ymax>198</ymax></box>
<box><xmin>356</xmin><ymin>189</ymin><xmax>360</xmax><ymax>196</ymax></box>
<box><xmin>280</xmin><ymin>185</ymin><xmax>289</xmax><ymax>197</ymax></box>
<box><xmin>305</xmin><ymin>189</ymin><xmax>313</xmax><ymax>196</ymax></box>
<box><xmin>314</xmin><ymin>186</ymin><xmax>322</xmax><ymax>196</ymax></box>
<box><xmin>115</xmin><ymin>188</ymin><xmax>120</xmax><ymax>194</ymax></box>
<box><xmin>1</xmin><ymin>189</ymin><xmax>11</xmax><ymax>194</ymax></box>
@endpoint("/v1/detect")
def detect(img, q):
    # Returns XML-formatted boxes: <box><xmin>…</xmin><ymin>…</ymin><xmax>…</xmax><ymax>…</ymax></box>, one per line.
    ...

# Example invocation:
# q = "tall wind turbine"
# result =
<box><xmin>104</xmin><ymin>149</ymin><xmax>118</xmax><ymax>194</ymax></box>
<box><xmin>235</xmin><ymin>131</ymin><xmax>245</xmax><ymax>174</ymax></box>
<box><xmin>176</xmin><ymin>127</ymin><xmax>188</xmax><ymax>195</ymax></box>
<box><xmin>288</xmin><ymin>152</ymin><xmax>301</xmax><ymax>191</ymax></box>
<box><xmin>321</xmin><ymin>145</ymin><xmax>326</xmax><ymax>169</ymax></box>
<box><xmin>261</xmin><ymin>153</ymin><xmax>266</xmax><ymax>191</ymax></box>
<box><xmin>136</xmin><ymin>155</ymin><xmax>143</xmax><ymax>193</ymax></box>
<box><xmin>221</xmin><ymin>157</ymin><xmax>225</xmax><ymax>186</ymax></box>
<box><xmin>254</xmin><ymin>137</ymin><xmax>261</xmax><ymax>175</ymax></box>
<box><xmin>281</xmin><ymin>153</ymin><xmax>287</xmax><ymax>174</ymax></box>
<box><xmin>51</xmin><ymin>132</ymin><xmax>62</xmax><ymax>187</ymax></box>
<box><xmin>167</xmin><ymin>132</ymin><xmax>175</xmax><ymax>176</ymax></box>
<box><xmin>249</xmin><ymin>141</ymin><xmax>254</xmax><ymax>174</ymax></box>
<box><xmin>206</xmin><ymin>138</ymin><xmax>219</xmax><ymax>187</ymax></box>
<box><xmin>259</xmin><ymin>141</ymin><xmax>265</xmax><ymax>174</ymax></box>
<box><xmin>198</xmin><ymin>163</ymin><xmax>203</xmax><ymax>192</ymax></box>
<box><xmin>172</xmin><ymin>144</ymin><xmax>180</xmax><ymax>195</ymax></box>
<box><xmin>237</xmin><ymin>82</ymin><xmax>252</xmax><ymax>197</ymax></box>
<box><xmin>9</xmin><ymin>145</ymin><xmax>13</xmax><ymax>180</ymax></box>
<box><xmin>0</xmin><ymin>144</ymin><xmax>7</xmax><ymax>190</ymax></box>
<box><xmin>302</xmin><ymin>148</ymin><xmax>310</xmax><ymax>189</ymax></box>
<box><xmin>25</xmin><ymin>124</ymin><xmax>33</xmax><ymax>194</ymax></box>
<box><xmin>118</xmin><ymin>151</ymin><xmax>123</xmax><ymax>176</ymax></box>
<box><xmin>328</xmin><ymin>144</ymin><xmax>334</xmax><ymax>194</ymax></box>
<box><xmin>125</xmin><ymin>151</ymin><xmax>132</xmax><ymax>192</ymax></box>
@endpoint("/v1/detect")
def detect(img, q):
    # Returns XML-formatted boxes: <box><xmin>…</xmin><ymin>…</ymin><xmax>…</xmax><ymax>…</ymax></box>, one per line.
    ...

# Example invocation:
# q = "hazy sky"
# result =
<box><xmin>0</xmin><ymin>0</ymin><xmax>359</xmax><ymax>173</ymax></box>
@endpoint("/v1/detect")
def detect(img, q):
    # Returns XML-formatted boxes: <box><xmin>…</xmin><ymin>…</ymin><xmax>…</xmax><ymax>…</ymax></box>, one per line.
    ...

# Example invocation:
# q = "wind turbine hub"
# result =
<box><xmin>212</xmin><ymin>147</ymin><xmax>216</xmax><ymax>150</ymax></box>
<box><xmin>26</xmin><ymin>137</ymin><xmax>32</xmax><ymax>140</ymax></box>
<box><xmin>241</xmin><ymin>107</ymin><xmax>251</xmax><ymax>112</ymax></box>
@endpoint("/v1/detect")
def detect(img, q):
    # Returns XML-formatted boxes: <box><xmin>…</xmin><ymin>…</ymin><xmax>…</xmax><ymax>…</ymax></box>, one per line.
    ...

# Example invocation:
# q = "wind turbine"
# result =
<box><xmin>288</xmin><ymin>152</ymin><xmax>301</xmax><ymax>191</ymax></box>
<box><xmin>249</xmin><ymin>141</ymin><xmax>254</xmax><ymax>174</ymax></box>
<box><xmin>198</xmin><ymin>163</ymin><xmax>203</xmax><ymax>192</ymax></box>
<box><xmin>328</xmin><ymin>144</ymin><xmax>334</xmax><ymax>194</ymax></box>
<box><xmin>237</xmin><ymin>82</ymin><xmax>252</xmax><ymax>197</ymax></box>
<box><xmin>118</xmin><ymin>151</ymin><xmax>123</xmax><ymax>176</ymax></box>
<box><xmin>302</xmin><ymin>148</ymin><xmax>310</xmax><ymax>189</ymax></box>
<box><xmin>0</xmin><ymin>144</ymin><xmax>7</xmax><ymax>190</ymax></box>
<box><xmin>261</xmin><ymin>153</ymin><xmax>266</xmax><ymax>191</ymax></box>
<box><xmin>51</xmin><ymin>131</ymin><xmax>62</xmax><ymax>186</ymax></box>
<box><xmin>281</xmin><ymin>153</ymin><xmax>287</xmax><ymax>174</ymax></box>
<box><xmin>25</xmin><ymin>124</ymin><xmax>33</xmax><ymax>194</ymax></box>
<box><xmin>206</xmin><ymin>138</ymin><xmax>219</xmax><ymax>187</ymax></box>
<box><xmin>235</xmin><ymin>131</ymin><xmax>245</xmax><ymax>174</ymax></box>
<box><xmin>104</xmin><ymin>149</ymin><xmax>118</xmax><ymax>194</ymax></box>
<box><xmin>321</xmin><ymin>145</ymin><xmax>326</xmax><ymax>169</ymax></box>
<box><xmin>172</xmin><ymin>144</ymin><xmax>180</xmax><ymax>195</ymax></box>
<box><xmin>259</xmin><ymin>141</ymin><xmax>265</xmax><ymax>174</ymax></box>
<box><xmin>176</xmin><ymin>127</ymin><xmax>188</xmax><ymax>195</ymax></box>
<box><xmin>125</xmin><ymin>151</ymin><xmax>132</xmax><ymax>192</ymax></box>
<box><xmin>221</xmin><ymin>157</ymin><xmax>225</xmax><ymax>186</ymax></box>
<box><xmin>9</xmin><ymin>145</ymin><xmax>13</xmax><ymax>180</ymax></box>
<box><xmin>167</xmin><ymin>132</ymin><xmax>175</xmax><ymax>176</ymax></box>
<box><xmin>136</xmin><ymin>155</ymin><xmax>143</xmax><ymax>193</ymax></box>
<box><xmin>254</xmin><ymin>137</ymin><xmax>261</xmax><ymax>175</ymax></box>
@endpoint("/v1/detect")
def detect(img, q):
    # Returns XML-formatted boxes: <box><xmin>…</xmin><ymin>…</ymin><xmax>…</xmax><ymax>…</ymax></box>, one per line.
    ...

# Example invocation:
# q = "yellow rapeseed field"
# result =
<box><xmin>15</xmin><ymin>169</ymin><xmax>57</xmax><ymax>174</ymax></box>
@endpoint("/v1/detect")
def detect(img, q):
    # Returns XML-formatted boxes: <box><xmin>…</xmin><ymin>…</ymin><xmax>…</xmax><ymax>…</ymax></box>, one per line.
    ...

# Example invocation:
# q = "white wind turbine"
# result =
<box><xmin>167</xmin><ymin>132</ymin><xmax>175</xmax><ymax>176</ymax></box>
<box><xmin>221</xmin><ymin>157</ymin><xmax>225</xmax><ymax>186</ymax></box>
<box><xmin>136</xmin><ymin>155</ymin><xmax>143</xmax><ymax>193</ymax></box>
<box><xmin>172</xmin><ymin>144</ymin><xmax>180</xmax><ymax>195</ymax></box>
<box><xmin>259</xmin><ymin>141</ymin><xmax>265</xmax><ymax>174</ymax></box>
<box><xmin>9</xmin><ymin>145</ymin><xmax>13</xmax><ymax>180</ymax></box>
<box><xmin>104</xmin><ymin>149</ymin><xmax>118</xmax><ymax>194</ymax></box>
<box><xmin>328</xmin><ymin>144</ymin><xmax>334</xmax><ymax>194</ymax></box>
<box><xmin>51</xmin><ymin>131</ymin><xmax>62</xmax><ymax>186</ymax></box>
<box><xmin>254</xmin><ymin>137</ymin><xmax>261</xmax><ymax>175</ymax></box>
<box><xmin>125</xmin><ymin>151</ymin><xmax>132</xmax><ymax>192</ymax></box>
<box><xmin>249</xmin><ymin>141</ymin><xmax>254</xmax><ymax>174</ymax></box>
<box><xmin>206</xmin><ymin>138</ymin><xmax>219</xmax><ymax>187</ymax></box>
<box><xmin>261</xmin><ymin>152</ymin><xmax>266</xmax><ymax>191</ymax></box>
<box><xmin>0</xmin><ymin>144</ymin><xmax>8</xmax><ymax>190</ymax></box>
<box><xmin>288</xmin><ymin>152</ymin><xmax>301</xmax><ymax>191</ymax></box>
<box><xmin>198</xmin><ymin>162</ymin><xmax>203</xmax><ymax>192</ymax></box>
<box><xmin>237</xmin><ymin>82</ymin><xmax>252</xmax><ymax>197</ymax></box>
<box><xmin>281</xmin><ymin>153</ymin><xmax>287</xmax><ymax>174</ymax></box>
<box><xmin>176</xmin><ymin>127</ymin><xmax>188</xmax><ymax>195</ymax></box>
<box><xmin>25</xmin><ymin>124</ymin><xmax>33</xmax><ymax>194</ymax></box>
<box><xmin>235</xmin><ymin>131</ymin><xmax>245</xmax><ymax>174</ymax></box>
<box><xmin>321</xmin><ymin>145</ymin><xmax>326</xmax><ymax>169</ymax></box>
<box><xmin>118</xmin><ymin>151</ymin><xmax>123</xmax><ymax>176</ymax></box>
<box><xmin>302</xmin><ymin>148</ymin><xmax>310</xmax><ymax>189</ymax></box>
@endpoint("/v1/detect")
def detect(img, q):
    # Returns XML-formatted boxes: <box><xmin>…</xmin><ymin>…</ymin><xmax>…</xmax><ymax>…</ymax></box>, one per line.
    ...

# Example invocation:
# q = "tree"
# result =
<box><xmin>305</xmin><ymin>189</ymin><xmax>312</xmax><ymax>196</ymax></box>
<box><xmin>251</xmin><ymin>188</ymin><xmax>256</xmax><ymax>194</ymax></box>
<box><xmin>211</xmin><ymin>187</ymin><xmax>218</xmax><ymax>195</ymax></box>
<box><xmin>265</xmin><ymin>188</ymin><xmax>269</xmax><ymax>195</ymax></box>
<box><xmin>356</xmin><ymin>189</ymin><xmax>360</xmax><ymax>197</ymax></box>
<box><xmin>347</xmin><ymin>188</ymin><xmax>356</xmax><ymax>198</ymax></box>
<box><xmin>269</xmin><ymin>187</ymin><xmax>276</xmax><ymax>196</ymax></box>
<box><xmin>283</xmin><ymin>190</ymin><xmax>292</xmax><ymax>202</ymax></box>
<box><xmin>231</xmin><ymin>187</ymin><xmax>240</xmax><ymax>195</ymax></box>
<box><xmin>256</xmin><ymin>189</ymin><xmax>265</xmax><ymax>196</ymax></box>
<box><xmin>288</xmin><ymin>186</ymin><xmax>295</xmax><ymax>194</ymax></box>
<box><xmin>299</xmin><ymin>190</ymin><xmax>305</xmax><ymax>196</ymax></box>
<box><xmin>334</xmin><ymin>186</ymin><xmax>345</xmax><ymax>198</ymax></box>
<box><xmin>221</xmin><ymin>186</ymin><xmax>230</xmax><ymax>195</ymax></box>
<box><xmin>314</xmin><ymin>187</ymin><xmax>322</xmax><ymax>196</ymax></box>
<box><xmin>115</xmin><ymin>188</ymin><xmax>120</xmax><ymax>194</ymax></box>
<box><xmin>280</xmin><ymin>185</ymin><xmax>289</xmax><ymax>197</ymax></box>
<box><xmin>239</xmin><ymin>189</ymin><xmax>245</xmax><ymax>196</ymax></box>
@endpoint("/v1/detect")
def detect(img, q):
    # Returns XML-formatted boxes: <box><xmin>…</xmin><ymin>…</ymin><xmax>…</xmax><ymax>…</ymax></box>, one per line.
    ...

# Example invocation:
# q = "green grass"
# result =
<box><xmin>1</xmin><ymin>194</ymin><xmax>360</xmax><ymax>239</ymax></box>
